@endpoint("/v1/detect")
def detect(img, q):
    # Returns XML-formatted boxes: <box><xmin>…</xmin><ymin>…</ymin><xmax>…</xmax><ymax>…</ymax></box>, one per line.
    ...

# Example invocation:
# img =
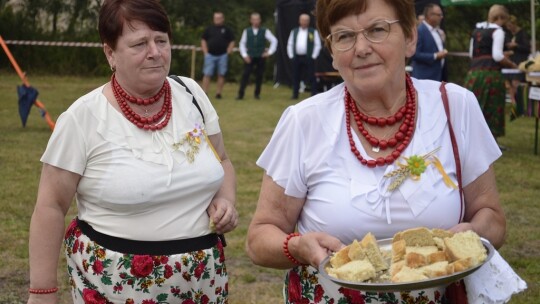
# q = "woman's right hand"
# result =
<box><xmin>288</xmin><ymin>232</ymin><xmax>345</xmax><ymax>268</ymax></box>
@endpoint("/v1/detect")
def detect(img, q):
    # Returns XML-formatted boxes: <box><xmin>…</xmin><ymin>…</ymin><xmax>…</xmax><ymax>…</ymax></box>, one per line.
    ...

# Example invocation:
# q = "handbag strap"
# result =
<box><xmin>169</xmin><ymin>75</ymin><xmax>205</xmax><ymax>124</ymax></box>
<box><xmin>439</xmin><ymin>82</ymin><xmax>465</xmax><ymax>222</ymax></box>
<box><xmin>167</xmin><ymin>75</ymin><xmax>227</xmax><ymax>246</ymax></box>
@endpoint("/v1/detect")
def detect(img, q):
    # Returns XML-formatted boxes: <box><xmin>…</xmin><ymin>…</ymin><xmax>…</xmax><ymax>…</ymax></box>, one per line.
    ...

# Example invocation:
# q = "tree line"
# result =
<box><xmin>0</xmin><ymin>0</ymin><xmax>535</xmax><ymax>82</ymax></box>
<box><xmin>0</xmin><ymin>0</ymin><xmax>276</xmax><ymax>78</ymax></box>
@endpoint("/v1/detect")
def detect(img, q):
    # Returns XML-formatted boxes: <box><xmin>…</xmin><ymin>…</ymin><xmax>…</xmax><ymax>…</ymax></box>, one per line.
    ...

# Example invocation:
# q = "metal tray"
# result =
<box><xmin>319</xmin><ymin>237</ymin><xmax>494</xmax><ymax>292</ymax></box>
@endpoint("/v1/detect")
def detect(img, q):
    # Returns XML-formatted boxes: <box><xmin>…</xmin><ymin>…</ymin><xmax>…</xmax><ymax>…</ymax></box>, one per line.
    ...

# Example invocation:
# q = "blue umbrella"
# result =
<box><xmin>17</xmin><ymin>85</ymin><xmax>39</xmax><ymax>127</ymax></box>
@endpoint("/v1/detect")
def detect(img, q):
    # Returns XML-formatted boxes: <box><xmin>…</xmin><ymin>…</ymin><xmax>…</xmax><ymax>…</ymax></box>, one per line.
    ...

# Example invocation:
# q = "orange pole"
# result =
<box><xmin>0</xmin><ymin>35</ymin><xmax>55</xmax><ymax>130</ymax></box>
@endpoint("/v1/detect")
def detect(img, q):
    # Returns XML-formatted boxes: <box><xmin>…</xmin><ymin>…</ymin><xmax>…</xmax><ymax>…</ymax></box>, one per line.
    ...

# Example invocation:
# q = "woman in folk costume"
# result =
<box><xmin>247</xmin><ymin>0</ymin><xmax>508</xmax><ymax>303</ymax></box>
<box><xmin>27</xmin><ymin>1</ymin><xmax>237</xmax><ymax>303</ymax></box>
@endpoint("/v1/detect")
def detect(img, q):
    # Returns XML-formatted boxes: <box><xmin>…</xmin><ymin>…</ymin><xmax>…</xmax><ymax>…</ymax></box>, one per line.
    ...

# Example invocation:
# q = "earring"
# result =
<box><xmin>111</xmin><ymin>66</ymin><xmax>116</xmax><ymax>72</ymax></box>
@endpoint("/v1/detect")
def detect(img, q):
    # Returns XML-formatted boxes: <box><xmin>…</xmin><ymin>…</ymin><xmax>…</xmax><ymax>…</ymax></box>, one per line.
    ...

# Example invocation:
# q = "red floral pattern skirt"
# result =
<box><xmin>284</xmin><ymin>266</ymin><xmax>447</xmax><ymax>304</ymax></box>
<box><xmin>464</xmin><ymin>69</ymin><xmax>506</xmax><ymax>138</ymax></box>
<box><xmin>64</xmin><ymin>218</ymin><xmax>228</xmax><ymax>304</ymax></box>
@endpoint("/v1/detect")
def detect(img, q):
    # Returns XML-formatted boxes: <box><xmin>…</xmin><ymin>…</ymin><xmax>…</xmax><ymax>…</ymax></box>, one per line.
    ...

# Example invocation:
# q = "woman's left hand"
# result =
<box><xmin>449</xmin><ymin>222</ymin><xmax>474</xmax><ymax>234</ymax></box>
<box><xmin>207</xmin><ymin>197</ymin><xmax>238</xmax><ymax>234</ymax></box>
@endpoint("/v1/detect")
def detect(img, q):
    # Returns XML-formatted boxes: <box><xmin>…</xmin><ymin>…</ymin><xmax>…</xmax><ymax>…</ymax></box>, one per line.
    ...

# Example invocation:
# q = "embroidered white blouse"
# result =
<box><xmin>41</xmin><ymin>76</ymin><xmax>224</xmax><ymax>241</ymax></box>
<box><xmin>257</xmin><ymin>78</ymin><xmax>501</xmax><ymax>245</ymax></box>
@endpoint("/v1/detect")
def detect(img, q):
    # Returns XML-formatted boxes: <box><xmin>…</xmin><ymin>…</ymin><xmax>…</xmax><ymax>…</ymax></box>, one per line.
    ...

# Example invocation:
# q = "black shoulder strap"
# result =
<box><xmin>169</xmin><ymin>75</ymin><xmax>205</xmax><ymax>123</ymax></box>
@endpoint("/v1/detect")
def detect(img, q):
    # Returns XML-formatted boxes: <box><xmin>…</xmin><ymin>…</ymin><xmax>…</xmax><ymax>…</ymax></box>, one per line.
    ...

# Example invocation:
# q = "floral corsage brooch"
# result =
<box><xmin>384</xmin><ymin>147</ymin><xmax>457</xmax><ymax>192</ymax></box>
<box><xmin>172</xmin><ymin>123</ymin><xmax>220</xmax><ymax>163</ymax></box>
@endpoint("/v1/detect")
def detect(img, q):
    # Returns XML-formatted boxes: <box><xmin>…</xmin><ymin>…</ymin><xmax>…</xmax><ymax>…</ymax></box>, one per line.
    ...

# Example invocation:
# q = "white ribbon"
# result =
<box><xmin>365</xmin><ymin>175</ymin><xmax>394</xmax><ymax>224</ymax></box>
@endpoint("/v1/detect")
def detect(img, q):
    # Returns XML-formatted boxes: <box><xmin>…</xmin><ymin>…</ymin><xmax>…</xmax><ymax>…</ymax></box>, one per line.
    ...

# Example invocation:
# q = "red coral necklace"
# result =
<box><xmin>111</xmin><ymin>73</ymin><xmax>172</xmax><ymax>131</ymax></box>
<box><xmin>345</xmin><ymin>74</ymin><xmax>416</xmax><ymax>168</ymax></box>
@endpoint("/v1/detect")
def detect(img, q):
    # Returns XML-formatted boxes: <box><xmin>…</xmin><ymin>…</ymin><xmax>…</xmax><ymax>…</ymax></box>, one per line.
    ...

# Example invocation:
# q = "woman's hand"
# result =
<box><xmin>448</xmin><ymin>222</ymin><xmax>474</xmax><ymax>234</ymax></box>
<box><xmin>288</xmin><ymin>232</ymin><xmax>345</xmax><ymax>268</ymax></box>
<box><xmin>207</xmin><ymin>197</ymin><xmax>238</xmax><ymax>234</ymax></box>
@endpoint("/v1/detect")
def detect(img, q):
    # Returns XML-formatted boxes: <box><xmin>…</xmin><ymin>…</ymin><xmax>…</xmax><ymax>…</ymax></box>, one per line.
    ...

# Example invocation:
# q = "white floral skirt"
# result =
<box><xmin>63</xmin><ymin>218</ymin><xmax>228</xmax><ymax>304</ymax></box>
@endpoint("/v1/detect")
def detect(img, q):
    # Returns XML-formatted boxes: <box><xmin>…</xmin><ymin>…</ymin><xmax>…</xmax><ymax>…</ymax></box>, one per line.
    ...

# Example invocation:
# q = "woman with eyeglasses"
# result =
<box><xmin>247</xmin><ymin>0</ymin><xmax>506</xmax><ymax>303</ymax></box>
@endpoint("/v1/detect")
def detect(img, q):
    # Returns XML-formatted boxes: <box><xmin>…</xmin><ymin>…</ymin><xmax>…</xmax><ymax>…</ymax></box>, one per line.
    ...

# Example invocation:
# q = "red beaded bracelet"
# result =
<box><xmin>283</xmin><ymin>232</ymin><xmax>305</xmax><ymax>265</ymax></box>
<box><xmin>28</xmin><ymin>287</ymin><xmax>58</xmax><ymax>294</ymax></box>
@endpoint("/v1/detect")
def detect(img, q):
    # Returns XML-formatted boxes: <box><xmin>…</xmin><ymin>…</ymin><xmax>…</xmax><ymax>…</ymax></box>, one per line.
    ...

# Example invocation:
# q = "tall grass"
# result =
<box><xmin>0</xmin><ymin>73</ymin><xmax>538</xmax><ymax>303</ymax></box>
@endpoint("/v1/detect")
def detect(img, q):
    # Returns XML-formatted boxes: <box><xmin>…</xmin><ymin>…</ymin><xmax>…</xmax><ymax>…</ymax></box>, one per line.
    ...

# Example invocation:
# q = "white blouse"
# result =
<box><xmin>41</xmin><ymin>76</ymin><xmax>224</xmax><ymax>241</ymax></box>
<box><xmin>257</xmin><ymin>78</ymin><xmax>501</xmax><ymax>245</ymax></box>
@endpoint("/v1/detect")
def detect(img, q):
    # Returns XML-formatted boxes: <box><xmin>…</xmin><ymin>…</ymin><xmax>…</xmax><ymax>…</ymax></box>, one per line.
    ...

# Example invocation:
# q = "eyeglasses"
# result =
<box><xmin>326</xmin><ymin>20</ymin><xmax>400</xmax><ymax>51</ymax></box>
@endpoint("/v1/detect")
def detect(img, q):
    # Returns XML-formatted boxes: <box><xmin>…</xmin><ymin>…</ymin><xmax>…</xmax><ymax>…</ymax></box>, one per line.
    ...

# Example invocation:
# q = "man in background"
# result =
<box><xmin>411</xmin><ymin>3</ymin><xmax>448</xmax><ymax>81</ymax></box>
<box><xmin>287</xmin><ymin>13</ymin><xmax>322</xmax><ymax>99</ymax></box>
<box><xmin>236</xmin><ymin>12</ymin><xmax>278</xmax><ymax>100</ymax></box>
<box><xmin>201</xmin><ymin>12</ymin><xmax>235</xmax><ymax>99</ymax></box>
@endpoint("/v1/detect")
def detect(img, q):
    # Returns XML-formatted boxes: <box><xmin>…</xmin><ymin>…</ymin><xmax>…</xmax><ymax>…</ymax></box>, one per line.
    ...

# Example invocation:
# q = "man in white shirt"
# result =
<box><xmin>287</xmin><ymin>13</ymin><xmax>322</xmax><ymax>99</ymax></box>
<box><xmin>411</xmin><ymin>4</ymin><xmax>448</xmax><ymax>81</ymax></box>
<box><xmin>236</xmin><ymin>12</ymin><xmax>278</xmax><ymax>100</ymax></box>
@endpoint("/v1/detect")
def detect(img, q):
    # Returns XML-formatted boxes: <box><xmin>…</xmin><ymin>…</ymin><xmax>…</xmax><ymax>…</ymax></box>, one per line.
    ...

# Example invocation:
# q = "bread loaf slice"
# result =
<box><xmin>405</xmin><ymin>245</ymin><xmax>439</xmax><ymax>256</ymax></box>
<box><xmin>405</xmin><ymin>252</ymin><xmax>428</xmax><ymax>268</ymax></box>
<box><xmin>401</xmin><ymin>227</ymin><xmax>436</xmax><ymax>246</ymax></box>
<box><xmin>444</xmin><ymin>230</ymin><xmax>487</xmax><ymax>264</ymax></box>
<box><xmin>427</xmin><ymin>251</ymin><xmax>448</xmax><ymax>264</ymax></box>
<box><xmin>430</xmin><ymin>228</ymin><xmax>454</xmax><ymax>239</ymax></box>
<box><xmin>420</xmin><ymin>261</ymin><xmax>449</xmax><ymax>278</ymax></box>
<box><xmin>330</xmin><ymin>245</ymin><xmax>351</xmax><ymax>268</ymax></box>
<box><xmin>361</xmin><ymin>232</ymin><xmax>388</xmax><ymax>272</ymax></box>
<box><xmin>390</xmin><ymin>260</ymin><xmax>405</xmax><ymax>277</ymax></box>
<box><xmin>348</xmin><ymin>239</ymin><xmax>366</xmax><ymax>261</ymax></box>
<box><xmin>328</xmin><ymin>259</ymin><xmax>376</xmax><ymax>282</ymax></box>
<box><xmin>447</xmin><ymin>257</ymin><xmax>475</xmax><ymax>274</ymax></box>
<box><xmin>391</xmin><ymin>239</ymin><xmax>406</xmax><ymax>262</ymax></box>
<box><xmin>433</xmin><ymin>237</ymin><xmax>446</xmax><ymax>251</ymax></box>
<box><xmin>392</xmin><ymin>266</ymin><xmax>429</xmax><ymax>283</ymax></box>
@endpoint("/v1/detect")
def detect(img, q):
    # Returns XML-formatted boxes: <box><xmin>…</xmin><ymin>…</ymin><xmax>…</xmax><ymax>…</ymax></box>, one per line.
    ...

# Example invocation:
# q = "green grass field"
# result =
<box><xmin>0</xmin><ymin>73</ymin><xmax>538</xmax><ymax>303</ymax></box>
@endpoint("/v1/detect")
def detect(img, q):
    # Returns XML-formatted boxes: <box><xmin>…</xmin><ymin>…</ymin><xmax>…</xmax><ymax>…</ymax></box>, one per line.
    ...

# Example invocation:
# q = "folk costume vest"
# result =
<box><xmin>292</xmin><ymin>27</ymin><xmax>315</xmax><ymax>58</ymax></box>
<box><xmin>247</xmin><ymin>27</ymin><xmax>267</xmax><ymax>58</ymax></box>
<box><xmin>470</xmin><ymin>28</ymin><xmax>500</xmax><ymax>70</ymax></box>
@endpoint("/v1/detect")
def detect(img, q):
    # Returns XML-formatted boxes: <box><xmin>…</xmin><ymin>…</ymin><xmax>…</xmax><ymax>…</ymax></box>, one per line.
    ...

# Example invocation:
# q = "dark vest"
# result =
<box><xmin>292</xmin><ymin>27</ymin><xmax>315</xmax><ymax>57</ymax></box>
<box><xmin>470</xmin><ymin>27</ymin><xmax>501</xmax><ymax>70</ymax></box>
<box><xmin>247</xmin><ymin>27</ymin><xmax>267</xmax><ymax>58</ymax></box>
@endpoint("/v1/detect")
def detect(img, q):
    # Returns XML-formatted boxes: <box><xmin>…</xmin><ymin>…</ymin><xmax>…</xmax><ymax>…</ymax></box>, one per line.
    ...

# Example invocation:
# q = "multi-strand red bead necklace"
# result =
<box><xmin>111</xmin><ymin>73</ymin><xmax>172</xmax><ymax>131</ymax></box>
<box><xmin>345</xmin><ymin>75</ymin><xmax>417</xmax><ymax>168</ymax></box>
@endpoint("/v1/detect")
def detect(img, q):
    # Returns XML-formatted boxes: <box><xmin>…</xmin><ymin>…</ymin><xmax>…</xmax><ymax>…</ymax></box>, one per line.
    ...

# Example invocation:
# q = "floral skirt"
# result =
<box><xmin>284</xmin><ymin>266</ymin><xmax>447</xmax><ymax>304</ymax></box>
<box><xmin>63</xmin><ymin>218</ymin><xmax>228</xmax><ymax>304</ymax></box>
<box><xmin>464</xmin><ymin>69</ymin><xmax>506</xmax><ymax>138</ymax></box>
